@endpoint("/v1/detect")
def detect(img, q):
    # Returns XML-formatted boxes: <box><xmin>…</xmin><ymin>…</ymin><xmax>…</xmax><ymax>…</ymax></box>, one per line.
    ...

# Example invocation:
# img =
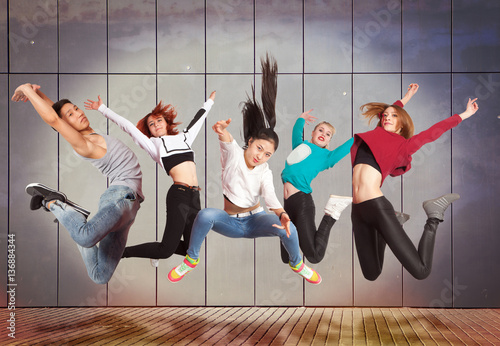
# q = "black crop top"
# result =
<box><xmin>353</xmin><ymin>141</ymin><xmax>381</xmax><ymax>173</ymax></box>
<box><xmin>162</xmin><ymin>152</ymin><xmax>195</xmax><ymax>175</ymax></box>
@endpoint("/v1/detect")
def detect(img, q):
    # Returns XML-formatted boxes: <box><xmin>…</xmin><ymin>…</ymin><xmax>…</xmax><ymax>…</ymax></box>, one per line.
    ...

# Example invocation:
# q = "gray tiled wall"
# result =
<box><xmin>2</xmin><ymin>0</ymin><xmax>499</xmax><ymax>307</ymax></box>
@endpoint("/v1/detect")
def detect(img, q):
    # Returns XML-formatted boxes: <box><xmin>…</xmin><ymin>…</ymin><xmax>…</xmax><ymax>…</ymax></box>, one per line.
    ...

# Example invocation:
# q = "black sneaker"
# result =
<box><xmin>26</xmin><ymin>183</ymin><xmax>67</xmax><ymax>204</ymax></box>
<box><xmin>30</xmin><ymin>195</ymin><xmax>49</xmax><ymax>211</ymax></box>
<box><xmin>26</xmin><ymin>183</ymin><xmax>91</xmax><ymax>218</ymax></box>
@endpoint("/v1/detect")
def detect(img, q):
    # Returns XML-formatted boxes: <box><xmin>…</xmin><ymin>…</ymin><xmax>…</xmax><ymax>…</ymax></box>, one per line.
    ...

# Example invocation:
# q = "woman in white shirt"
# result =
<box><xmin>168</xmin><ymin>55</ymin><xmax>321</xmax><ymax>284</ymax></box>
<box><xmin>85</xmin><ymin>92</ymin><xmax>215</xmax><ymax>266</ymax></box>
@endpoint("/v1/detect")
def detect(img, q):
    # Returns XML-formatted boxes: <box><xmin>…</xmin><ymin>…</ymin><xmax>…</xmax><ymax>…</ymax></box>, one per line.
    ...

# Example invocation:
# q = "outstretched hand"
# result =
<box><xmin>11</xmin><ymin>83</ymin><xmax>40</xmax><ymax>102</ymax></box>
<box><xmin>272</xmin><ymin>213</ymin><xmax>291</xmax><ymax>238</ymax></box>
<box><xmin>400</xmin><ymin>83</ymin><xmax>419</xmax><ymax>106</ymax></box>
<box><xmin>209</xmin><ymin>90</ymin><xmax>216</xmax><ymax>101</ymax></box>
<box><xmin>212</xmin><ymin>118</ymin><xmax>231</xmax><ymax>135</ymax></box>
<box><xmin>406</xmin><ymin>83</ymin><xmax>419</xmax><ymax>97</ymax></box>
<box><xmin>300</xmin><ymin>109</ymin><xmax>317</xmax><ymax>125</ymax></box>
<box><xmin>459</xmin><ymin>98</ymin><xmax>479</xmax><ymax>120</ymax></box>
<box><xmin>84</xmin><ymin>95</ymin><xmax>103</xmax><ymax>111</ymax></box>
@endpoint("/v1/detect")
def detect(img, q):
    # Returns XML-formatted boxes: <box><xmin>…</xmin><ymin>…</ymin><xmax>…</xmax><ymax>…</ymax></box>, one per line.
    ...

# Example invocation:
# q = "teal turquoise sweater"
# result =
<box><xmin>281</xmin><ymin>118</ymin><xmax>353</xmax><ymax>194</ymax></box>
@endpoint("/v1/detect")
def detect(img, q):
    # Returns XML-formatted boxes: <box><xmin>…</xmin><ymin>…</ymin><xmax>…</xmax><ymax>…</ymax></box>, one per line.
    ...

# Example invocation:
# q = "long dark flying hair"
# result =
<box><xmin>241</xmin><ymin>54</ymin><xmax>279</xmax><ymax>150</ymax></box>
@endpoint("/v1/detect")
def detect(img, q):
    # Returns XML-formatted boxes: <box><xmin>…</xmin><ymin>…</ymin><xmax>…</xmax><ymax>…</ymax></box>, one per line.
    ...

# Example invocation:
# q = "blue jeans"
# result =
<box><xmin>187</xmin><ymin>208</ymin><xmax>302</xmax><ymax>266</ymax></box>
<box><xmin>50</xmin><ymin>185</ymin><xmax>141</xmax><ymax>284</ymax></box>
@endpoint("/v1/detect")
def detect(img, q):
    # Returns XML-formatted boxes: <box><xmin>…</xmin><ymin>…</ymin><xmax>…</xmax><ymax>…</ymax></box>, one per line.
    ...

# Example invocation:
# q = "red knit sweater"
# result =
<box><xmin>351</xmin><ymin>102</ymin><xmax>463</xmax><ymax>186</ymax></box>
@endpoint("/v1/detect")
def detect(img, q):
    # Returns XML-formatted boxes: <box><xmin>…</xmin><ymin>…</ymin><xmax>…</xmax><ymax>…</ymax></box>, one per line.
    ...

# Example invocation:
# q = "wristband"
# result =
<box><xmin>279</xmin><ymin>211</ymin><xmax>287</xmax><ymax>221</ymax></box>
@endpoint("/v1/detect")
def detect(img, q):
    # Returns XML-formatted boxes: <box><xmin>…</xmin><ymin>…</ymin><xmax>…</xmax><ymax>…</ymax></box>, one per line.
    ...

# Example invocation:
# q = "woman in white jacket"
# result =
<box><xmin>85</xmin><ymin>91</ymin><xmax>215</xmax><ymax>265</ymax></box>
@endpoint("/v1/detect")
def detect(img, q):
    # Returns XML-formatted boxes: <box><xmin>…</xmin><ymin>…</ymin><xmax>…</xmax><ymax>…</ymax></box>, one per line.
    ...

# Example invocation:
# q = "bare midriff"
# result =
<box><xmin>169</xmin><ymin>161</ymin><xmax>199</xmax><ymax>187</ymax></box>
<box><xmin>352</xmin><ymin>164</ymin><xmax>384</xmax><ymax>204</ymax></box>
<box><xmin>223</xmin><ymin>198</ymin><xmax>261</xmax><ymax>215</ymax></box>
<box><xmin>283</xmin><ymin>182</ymin><xmax>300</xmax><ymax>200</ymax></box>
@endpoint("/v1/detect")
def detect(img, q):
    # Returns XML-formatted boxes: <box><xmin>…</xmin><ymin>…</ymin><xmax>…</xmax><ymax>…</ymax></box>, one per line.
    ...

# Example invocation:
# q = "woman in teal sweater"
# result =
<box><xmin>280</xmin><ymin>110</ymin><xmax>353</xmax><ymax>264</ymax></box>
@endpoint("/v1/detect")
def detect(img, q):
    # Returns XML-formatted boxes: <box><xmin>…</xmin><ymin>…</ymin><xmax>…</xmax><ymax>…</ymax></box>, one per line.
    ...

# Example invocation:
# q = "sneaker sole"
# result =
<box><xmin>306</xmin><ymin>276</ymin><xmax>322</xmax><ymax>285</ymax></box>
<box><xmin>167</xmin><ymin>271</ymin><xmax>185</xmax><ymax>283</ymax></box>
<box><xmin>26</xmin><ymin>183</ymin><xmax>91</xmax><ymax>217</ymax></box>
<box><xmin>26</xmin><ymin>183</ymin><xmax>67</xmax><ymax>200</ymax></box>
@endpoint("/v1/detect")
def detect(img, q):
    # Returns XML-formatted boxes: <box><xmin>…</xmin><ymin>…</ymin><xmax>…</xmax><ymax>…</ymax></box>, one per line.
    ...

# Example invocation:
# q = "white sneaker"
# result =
<box><xmin>150</xmin><ymin>259</ymin><xmax>159</xmax><ymax>268</ymax></box>
<box><xmin>324</xmin><ymin>195</ymin><xmax>353</xmax><ymax>220</ymax></box>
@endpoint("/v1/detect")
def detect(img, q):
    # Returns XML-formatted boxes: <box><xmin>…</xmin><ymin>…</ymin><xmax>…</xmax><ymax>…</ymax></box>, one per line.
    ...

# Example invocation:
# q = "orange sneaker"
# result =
<box><xmin>167</xmin><ymin>255</ymin><xmax>199</xmax><ymax>283</ymax></box>
<box><xmin>290</xmin><ymin>260</ymin><xmax>322</xmax><ymax>284</ymax></box>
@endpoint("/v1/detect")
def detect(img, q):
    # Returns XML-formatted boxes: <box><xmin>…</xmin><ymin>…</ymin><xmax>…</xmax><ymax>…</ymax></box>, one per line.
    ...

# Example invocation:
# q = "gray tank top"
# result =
<box><xmin>75</xmin><ymin>133</ymin><xmax>144</xmax><ymax>201</ymax></box>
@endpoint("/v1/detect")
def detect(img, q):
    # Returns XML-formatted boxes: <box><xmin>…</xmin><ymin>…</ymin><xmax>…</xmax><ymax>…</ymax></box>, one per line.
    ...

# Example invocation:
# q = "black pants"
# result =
<box><xmin>122</xmin><ymin>184</ymin><xmax>201</xmax><ymax>259</ymax></box>
<box><xmin>280</xmin><ymin>191</ymin><xmax>336</xmax><ymax>264</ymax></box>
<box><xmin>351</xmin><ymin>196</ymin><xmax>440</xmax><ymax>281</ymax></box>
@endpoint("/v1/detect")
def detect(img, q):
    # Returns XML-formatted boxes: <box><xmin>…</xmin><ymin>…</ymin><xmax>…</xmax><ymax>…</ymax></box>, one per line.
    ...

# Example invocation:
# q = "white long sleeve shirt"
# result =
<box><xmin>220</xmin><ymin>139</ymin><xmax>282</xmax><ymax>210</ymax></box>
<box><xmin>98</xmin><ymin>98</ymin><xmax>214</xmax><ymax>174</ymax></box>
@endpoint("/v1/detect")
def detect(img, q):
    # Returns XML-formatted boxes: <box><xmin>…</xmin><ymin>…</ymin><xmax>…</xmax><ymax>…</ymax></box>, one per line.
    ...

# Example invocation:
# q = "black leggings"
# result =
<box><xmin>280</xmin><ymin>191</ymin><xmax>336</xmax><ymax>264</ymax></box>
<box><xmin>351</xmin><ymin>196</ymin><xmax>440</xmax><ymax>281</ymax></box>
<box><xmin>122</xmin><ymin>184</ymin><xmax>201</xmax><ymax>259</ymax></box>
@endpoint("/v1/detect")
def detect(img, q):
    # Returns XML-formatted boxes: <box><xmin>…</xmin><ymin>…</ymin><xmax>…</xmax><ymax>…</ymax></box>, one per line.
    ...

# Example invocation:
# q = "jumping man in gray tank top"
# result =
<box><xmin>12</xmin><ymin>83</ymin><xmax>144</xmax><ymax>285</ymax></box>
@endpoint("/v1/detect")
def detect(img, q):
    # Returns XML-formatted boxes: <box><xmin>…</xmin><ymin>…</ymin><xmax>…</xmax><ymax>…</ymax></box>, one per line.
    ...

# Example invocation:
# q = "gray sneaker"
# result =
<box><xmin>423</xmin><ymin>193</ymin><xmax>460</xmax><ymax>221</ymax></box>
<box><xmin>395</xmin><ymin>211</ymin><xmax>410</xmax><ymax>225</ymax></box>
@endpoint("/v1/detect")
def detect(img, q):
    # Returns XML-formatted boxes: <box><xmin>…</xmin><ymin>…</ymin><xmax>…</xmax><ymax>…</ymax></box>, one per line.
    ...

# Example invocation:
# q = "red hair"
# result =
<box><xmin>136</xmin><ymin>101</ymin><xmax>180</xmax><ymax>138</ymax></box>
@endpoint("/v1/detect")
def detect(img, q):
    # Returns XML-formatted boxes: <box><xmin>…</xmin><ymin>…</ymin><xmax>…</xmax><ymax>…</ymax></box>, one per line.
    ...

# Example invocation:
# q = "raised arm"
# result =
<box><xmin>84</xmin><ymin>96</ymin><xmax>160</xmax><ymax>163</ymax></box>
<box><xmin>11</xmin><ymin>83</ymin><xmax>54</xmax><ymax>106</ymax></box>
<box><xmin>35</xmin><ymin>86</ymin><xmax>55</xmax><ymax>106</ymax></box>
<box><xmin>300</xmin><ymin>109</ymin><xmax>317</xmax><ymax>125</ymax></box>
<box><xmin>212</xmin><ymin>118</ymin><xmax>233</xmax><ymax>143</ymax></box>
<box><xmin>458</xmin><ymin>98</ymin><xmax>479</xmax><ymax>121</ymax></box>
<box><xmin>11</xmin><ymin>83</ymin><xmax>94</xmax><ymax>157</ymax></box>
<box><xmin>407</xmin><ymin>98</ymin><xmax>478</xmax><ymax>156</ymax></box>
<box><xmin>399</xmin><ymin>83</ymin><xmax>419</xmax><ymax>106</ymax></box>
<box><xmin>183</xmin><ymin>91</ymin><xmax>216</xmax><ymax>145</ymax></box>
<box><xmin>291</xmin><ymin>109</ymin><xmax>316</xmax><ymax>149</ymax></box>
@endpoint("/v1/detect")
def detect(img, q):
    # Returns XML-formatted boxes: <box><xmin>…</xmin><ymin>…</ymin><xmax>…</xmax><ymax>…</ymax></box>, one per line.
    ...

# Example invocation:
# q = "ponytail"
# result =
<box><xmin>242</xmin><ymin>54</ymin><xmax>280</xmax><ymax>150</ymax></box>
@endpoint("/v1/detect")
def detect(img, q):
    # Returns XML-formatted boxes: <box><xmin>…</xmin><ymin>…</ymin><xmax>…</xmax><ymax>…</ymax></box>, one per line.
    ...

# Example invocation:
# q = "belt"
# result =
<box><xmin>174</xmin><ymin>182</ymin><xmax>201</xmax><ymax>191</ymax></box>
<box><xmin>229</xmin><ymin>206</ymin><xmax>264</xmax><ymax>218</ymax></box>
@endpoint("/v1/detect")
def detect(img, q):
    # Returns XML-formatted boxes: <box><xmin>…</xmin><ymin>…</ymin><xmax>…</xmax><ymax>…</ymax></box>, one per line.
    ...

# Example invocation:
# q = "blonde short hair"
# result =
<box><xmin>313</xmin><ymin>121</ymin><xmax>336</xmax><ymax>148</ymax></box>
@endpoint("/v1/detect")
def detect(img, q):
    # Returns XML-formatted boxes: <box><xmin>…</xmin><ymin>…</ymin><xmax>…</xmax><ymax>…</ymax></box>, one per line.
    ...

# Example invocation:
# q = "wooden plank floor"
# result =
<box><xmin>1</xmin><ymin>307</ymin><xmax>499</xmax><ymax>345</ymax></box>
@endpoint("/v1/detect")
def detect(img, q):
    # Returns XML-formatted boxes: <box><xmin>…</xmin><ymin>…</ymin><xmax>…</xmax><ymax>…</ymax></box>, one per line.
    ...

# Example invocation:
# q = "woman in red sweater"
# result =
<box><xmin>351</xmin><ymin>84</ymin><xmax>478</xmax><ymax>280</ymax></box>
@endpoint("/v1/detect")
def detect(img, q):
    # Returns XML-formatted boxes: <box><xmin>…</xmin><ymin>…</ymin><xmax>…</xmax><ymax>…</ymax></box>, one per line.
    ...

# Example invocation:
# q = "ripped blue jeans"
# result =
<box><xmin>50</xmin><ymin>185</ymin><xmax>141</xmax><ymax>284</ymax></box>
